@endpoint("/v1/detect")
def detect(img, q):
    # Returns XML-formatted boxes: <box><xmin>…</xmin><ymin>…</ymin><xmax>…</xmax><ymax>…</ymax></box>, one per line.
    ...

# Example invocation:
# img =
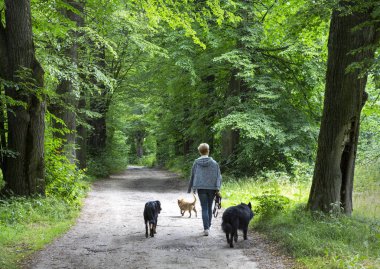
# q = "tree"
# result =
<box><xmin>307</xmin><ymin>1</ymin><xmax>380</xmax><ymax>214</ymax></box>
<box><xmin>50</xmin><ymin>0</ymin><xmax>84</xmax><ymax>163</ymax></box>
<box><xmin>0</xmin><ymin>0</ymin><xmax>45</xmax><ymax>195</ymax></box>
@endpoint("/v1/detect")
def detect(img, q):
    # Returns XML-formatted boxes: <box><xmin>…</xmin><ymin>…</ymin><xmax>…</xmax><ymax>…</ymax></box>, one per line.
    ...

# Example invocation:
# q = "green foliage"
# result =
<box><xmin>222</xmin><ymin>162</ymin><xmax>380</xmax><ymax>269</ymax></box>
<box><xmin>353</xmin><ymin>161</ymin><xmax>380</xmax><ymax>220</ymax></box>
<box><xmin>87</xmin><ymin>132</ymin><xmax>129</xmax><ymax>177</ymax></box>
<box><xmin>0</xmin><ymin>196</ymin><xmax>81</xmax><ymax>269</ymax></box>
<box><xmin>87</xmin><ymin>153</ymin><xmax>111</xmax><ymax>178</ymax></box>
<box><xmin>358</xmin><ymin>76</ymin><xmax>380</xmax><ymax>164</ymax></box>
<box><xmin>1</xmin><ymin>0</ymin><xmax>379</xmax><ymax>267</ymax></box>
<box><xmin>255</xmin><ymin>206</ymin><xmax>380</xmax><ymax>269</ymax></box>
<box><xmin>0</xmin><ymin>196</ymin><xmax>77</xmax><ymax>226</ymax></box>
<box><xmin>45</xmin><ymin>116</ymin><xmax>89</xmax><ymax>204</ymax></box>
<box><xmin>134</xmin><ymin>0</ymin><xmax>327</xmax><ymax>176</ymax></box>
<box><xmin>254</xmin><ymin>192</ymin><xmax>290</xmax><ymax>218</ymax></box>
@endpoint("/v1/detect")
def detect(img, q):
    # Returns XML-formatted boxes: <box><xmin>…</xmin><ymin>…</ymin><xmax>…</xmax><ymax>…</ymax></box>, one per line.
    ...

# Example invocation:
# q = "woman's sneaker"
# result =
<box><xmin>203</xmin><ymin>229</ymin><xmax>209</xmax><ymax>236</ymax></box>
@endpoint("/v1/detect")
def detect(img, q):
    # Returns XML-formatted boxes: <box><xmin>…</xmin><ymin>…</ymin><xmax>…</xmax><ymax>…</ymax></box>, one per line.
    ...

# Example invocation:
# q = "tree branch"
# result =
<box><xmin>254</xmin><ymin>45</ymin><xmax>290</xmax><ymax>52</ymax></box>
<box><xmin>260</xmin><ymin>0</ymin><xmax>277</xmax><ymax>23</ymax></box>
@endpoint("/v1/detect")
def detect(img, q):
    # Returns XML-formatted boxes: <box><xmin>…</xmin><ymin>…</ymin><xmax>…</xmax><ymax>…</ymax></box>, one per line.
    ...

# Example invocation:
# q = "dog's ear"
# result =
<box><xmin>248</xmin><ymin>202</ymin><xmax>252</xmax><ymax>208</ymax></box>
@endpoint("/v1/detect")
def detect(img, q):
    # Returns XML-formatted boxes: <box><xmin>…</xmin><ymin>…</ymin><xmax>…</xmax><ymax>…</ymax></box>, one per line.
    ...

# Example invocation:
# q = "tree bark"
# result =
<box><xmin>0</xmin><ymin>13</ymin><xmax>8</xmax><ymax>170</ymax></box>
<box><xmin>221</xmin><ymin>71</ymin><xmax>241</xmax><ymax>164</ymax></box>
<box><xmin>307</xmin><ymin>3</ymin><xmax>379</xmax><ymax>214</ymax></box>
<box><xmin>135</xmin><ymin>131</ymin><xmax>144</xmax><ymax>159</ymax></box>
<box><xmin>76</xmin><ymin>91</ymin><xmax>87</xmax><ymax>169</ymax></box>
<box><xmin>88</xmin><ymin>47</ymin><xmax>108</xmax><ymax>155</ymax></box>
<box><xmin>88</xmin><ymin>95</ymin><xmax>108</xmax><ymax>153</ymax></box>
<box><xmin>3</xmin><ymin>0</ymin><xmax>45</xmax><ymax>195</ymax></box>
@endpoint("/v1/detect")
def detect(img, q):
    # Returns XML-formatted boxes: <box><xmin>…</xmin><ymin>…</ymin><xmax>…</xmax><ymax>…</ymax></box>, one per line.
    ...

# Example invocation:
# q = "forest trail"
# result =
<box><xmin>26</xmin><ymin>167</ymin><xmax>294</xmax><ymax>269</ymax></box>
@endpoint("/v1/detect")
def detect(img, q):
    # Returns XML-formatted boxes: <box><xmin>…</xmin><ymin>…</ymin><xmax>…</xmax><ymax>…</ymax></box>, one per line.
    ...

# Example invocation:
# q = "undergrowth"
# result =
<box><xmin>0</xmin><ymin>128</ymin><xmax>91</xmax><ymax>269</ymax></box>
<box><xmin>220</xmin><ymin>162</ymin><xmax>380</xmax><ymax>269</ymax></box>
<box><xmin>0</xmin><ymin>196</ymin><xmax>82</xmax><ymax>269</ymax></box>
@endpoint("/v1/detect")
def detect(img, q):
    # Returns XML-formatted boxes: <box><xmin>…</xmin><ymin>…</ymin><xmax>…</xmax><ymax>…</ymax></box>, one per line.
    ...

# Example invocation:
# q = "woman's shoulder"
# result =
<box><xmin>209</xmin><ymin>157</ymin><xmax>219</xmax><ymax>163</ymax></box>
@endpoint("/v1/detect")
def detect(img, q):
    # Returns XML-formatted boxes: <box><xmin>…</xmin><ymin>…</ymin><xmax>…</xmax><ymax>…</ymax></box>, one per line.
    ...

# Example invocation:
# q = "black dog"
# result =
<box><xmin>221</xmin><ymin>202</ymin><xmax>254</xmax><ymax>248</ymax></box>
<box><xmin>143</xmin><ymin>200</ymin><xmax>161</xmax><ymax>238</ymax></box>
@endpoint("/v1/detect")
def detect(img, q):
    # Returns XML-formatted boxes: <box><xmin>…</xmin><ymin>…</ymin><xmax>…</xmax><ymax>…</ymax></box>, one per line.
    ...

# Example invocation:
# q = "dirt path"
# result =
<box><xmin>26</xmin><ymin>167</ymin><xmax>294</xmax><ymax>269</ymax></box>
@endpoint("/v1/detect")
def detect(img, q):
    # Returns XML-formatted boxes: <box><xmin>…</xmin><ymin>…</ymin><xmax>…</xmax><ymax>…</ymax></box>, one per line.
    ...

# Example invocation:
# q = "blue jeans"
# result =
<box><xmin>197</xmin><ymin>189</ymin><xmax>216</xmax><ymax>230</ymax></box>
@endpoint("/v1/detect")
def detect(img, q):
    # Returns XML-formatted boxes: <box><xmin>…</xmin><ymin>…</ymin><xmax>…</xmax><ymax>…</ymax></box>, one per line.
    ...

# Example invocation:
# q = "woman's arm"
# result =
<box><xmin>187</xmin><ymin>162</ymin><xmax>196</xmax><ymax>193</ymax></box>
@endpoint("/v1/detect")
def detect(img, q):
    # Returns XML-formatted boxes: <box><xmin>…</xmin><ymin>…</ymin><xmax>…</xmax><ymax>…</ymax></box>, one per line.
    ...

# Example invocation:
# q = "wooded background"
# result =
<box><xmin>0</xmin><ymin>0</ymin><xmax>379</xmax><ymax>215</ymax></box>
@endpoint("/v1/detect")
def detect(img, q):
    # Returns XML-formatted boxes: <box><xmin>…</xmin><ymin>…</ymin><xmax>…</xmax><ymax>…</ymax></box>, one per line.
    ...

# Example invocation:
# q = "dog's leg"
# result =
<box><xmin>188</xmin><ymin>210</ymin><xmax>191</xmax><ymax>218</ymax></box>
<box><xmin>230</xmin><ymin>232</ymin><xmax>234</xmax><ymax>248</ymax></box>
<box><xmin>226</xmin><ymin>232</ymin><xmax>230</xmax><ymax>244</ymax></box>
<box><xmin>233</xmin><ymin>219</ymin><xmax>239</xmax><ymax>243</ymax></box>
<box><xmin>193</xmin><ymin>207</ymin><xmax>197</xmax><ymax>217</ymax></box>
<box><xmin>150</xmin><ymin>223</ymin><xmax>154</xmax><ymax>237</ymax></box>
<box><xmin>243</xmin><ymin>227</ymin><xmax>248</xmax><ymax>240</ymax></box>
<box><xmin>145</xmin><ymin>222</ymin><xmax>148</xmax><ymax>238</ymax></box>
<box><xmin>181</xmin><ymin>210</ymin><xmax>184</xmax><ymax>216</ymax></box>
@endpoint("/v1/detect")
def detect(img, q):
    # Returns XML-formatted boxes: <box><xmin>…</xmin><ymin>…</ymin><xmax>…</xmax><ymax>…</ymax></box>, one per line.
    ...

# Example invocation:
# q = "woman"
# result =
<box><xmin>188</xmin><ymin>143</ymin><xmax>222</xmax><ymax>236</ymax></box>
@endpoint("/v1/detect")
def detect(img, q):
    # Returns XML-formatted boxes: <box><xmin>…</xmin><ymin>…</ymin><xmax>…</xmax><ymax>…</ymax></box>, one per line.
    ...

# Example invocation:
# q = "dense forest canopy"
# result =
<box><xmin>0</xmin><ymin>0</ymin><xmax>379</xmax><ymax>214</ymax></box>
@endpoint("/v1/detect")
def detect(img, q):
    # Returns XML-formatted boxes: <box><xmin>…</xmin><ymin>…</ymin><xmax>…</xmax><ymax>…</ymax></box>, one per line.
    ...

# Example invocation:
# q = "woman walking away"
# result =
<box><xmin>188</xmin><ymin>143</ymin><xmax>222</xmax><ymax>236</ymax></box>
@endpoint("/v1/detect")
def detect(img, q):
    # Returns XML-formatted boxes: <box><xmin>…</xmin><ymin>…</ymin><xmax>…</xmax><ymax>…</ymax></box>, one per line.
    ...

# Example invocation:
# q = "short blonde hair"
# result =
<box><xmin>198</xmin><ymin>143</ymin><xmax>210</xmax><ymax>155</ymax></box>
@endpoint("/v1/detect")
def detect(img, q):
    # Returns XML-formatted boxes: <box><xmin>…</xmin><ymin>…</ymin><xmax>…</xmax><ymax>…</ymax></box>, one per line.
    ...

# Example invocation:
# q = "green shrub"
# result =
<box><xmin>0</xmin><ymin>196</ymin><xmax>81</xmax><ymax>269</ymax></box>
<box><xmin>87</xmin><ymin>153</ymin><xmax>111</xmax><ymax>178</ymax></box>
<box><xmin>45</xmin><ymin>137</ymin><xmax>89</xmax><ymax>204</ymax></box>
<box><xmin>87</xmin><ymin>131</ymin><xmax>129</xmax><ymax>177</ymax></box>
<box><xmin>254</xmin><ymin>192</ymin><xmax>290</xmax><ymax>218</ymax></box>
<box><xmin>45</xmin><ymin>153</ymin><xmax>88</xmax><ymax>204</ymax></box>
<box><xmin>139</xmin><ymin>154</ymin><xmax>156</xmax><ymax>167</ymax></box>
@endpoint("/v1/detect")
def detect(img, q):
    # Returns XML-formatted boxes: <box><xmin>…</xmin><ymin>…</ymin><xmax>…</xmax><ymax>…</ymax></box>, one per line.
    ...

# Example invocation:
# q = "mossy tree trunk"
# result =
<box><xmin>0</xmin><ymin>0</ymin><xmax>45</xmax><ymax>195</ymax></box>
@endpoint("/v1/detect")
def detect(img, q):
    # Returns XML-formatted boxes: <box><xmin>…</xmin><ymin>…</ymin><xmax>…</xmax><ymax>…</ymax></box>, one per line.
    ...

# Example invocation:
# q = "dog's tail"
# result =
<box><xmin>222</xmin><ymin>221</ymin><xmax>232</xmax><ymax>233</ymax></box>
<box><xmin>192</xmin><ymin>192</ymin><xmax>197</xmax><ymax>204</ymax></box>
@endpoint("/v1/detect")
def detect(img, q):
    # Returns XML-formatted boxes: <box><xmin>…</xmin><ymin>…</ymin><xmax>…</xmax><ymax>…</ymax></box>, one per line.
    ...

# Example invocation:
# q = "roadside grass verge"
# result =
<box><xmin>0</xmin><ymin>194</ymin><xmax>87</xmax><ymax>269</ymax></box>
<box><xmin>220</xmin><ymin>164</ymin><xmax>380</xmax><ymax>269</ymax></box>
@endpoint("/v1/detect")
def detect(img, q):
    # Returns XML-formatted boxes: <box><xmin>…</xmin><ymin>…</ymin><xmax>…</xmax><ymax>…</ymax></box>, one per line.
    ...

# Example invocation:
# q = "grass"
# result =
<box><xmin>0</xmin><ymin>196</ymin><xmax>84</xmax><ymax>269</ymax></box>
<box><xmin>220</xmin><ymin>163</ymin><xmax>380</xmax><ymax>269</ymax></box>
<box><xmin>352</xmin><ymin>164</ymin><xmax>380</xmax><ymax>220</ymax></box>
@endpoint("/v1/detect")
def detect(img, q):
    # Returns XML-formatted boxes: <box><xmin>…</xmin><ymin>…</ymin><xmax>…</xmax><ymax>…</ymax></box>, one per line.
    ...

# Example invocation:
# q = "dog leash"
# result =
<box><xmin>213</xmin><ymin>192</ymin><xmax>222</xmax><ymax>218</ymax></box>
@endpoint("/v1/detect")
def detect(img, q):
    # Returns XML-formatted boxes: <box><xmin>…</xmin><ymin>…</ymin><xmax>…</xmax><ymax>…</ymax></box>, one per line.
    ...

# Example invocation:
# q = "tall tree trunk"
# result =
<box><xmin>88</xmin><ymin>47</ymin><xmax>108</xmax><ymax>154</ymax></box>
<box><xmin>135</xmin><ymin>131</ymin><xmax>144</xmax><ymax>159</ymax></box>
<box><xmin>203</xmin><ymin>74</ymin><xmax>215</xmax><ymax>151</ymax></box>
<box><xmin>2</xmin><ymin>0</ymin><xmax>45</xmax><ymax>195</ymax></box>
<box><xmin>307</xmin><ymin>3</ymin><xmax>379</xmax><ymax>214</ymax></box>
<box><xmin>0</xmin><ymin>13</ymin><xmax>8</xmax><ymax>170</ymax></box>
<box><xmin>88</xmin><ymin>94</ymin><xmax>108</xmax><ymax>153</ymax></box>
<box><xmin>76</xmin><ymin>91</ymin><xmax>87</xmax><ymax>169</ymax></box>
<box><xmin>221</xmin><ymin>71</ymin><xmax>241</xmax><ymax>164</ymax></box>
<box><xmin>50</xmin><ymin>0</ymin><xmax>84</xmax><ymax>163</ymax></box>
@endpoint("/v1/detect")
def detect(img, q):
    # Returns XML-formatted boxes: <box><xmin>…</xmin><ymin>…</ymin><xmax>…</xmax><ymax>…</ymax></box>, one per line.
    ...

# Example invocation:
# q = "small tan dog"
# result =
<box><xmin>178</xmin><ymin>193</ymin><xmax>197</xmax><ymax>218</ymax></box>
